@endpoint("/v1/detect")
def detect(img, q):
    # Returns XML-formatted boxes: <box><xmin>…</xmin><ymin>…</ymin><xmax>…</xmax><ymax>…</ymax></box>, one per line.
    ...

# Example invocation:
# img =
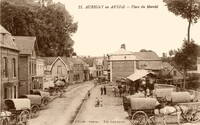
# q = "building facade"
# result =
<box><xmin>14</xmin><ymin>36</ymin><xmax>37</xmax><ymax>96</ymax></box>
<box><xmin>107</xmin><ymin>45</ymin><xmax>137</xmax><ymax>82</ymax></box>
<box><xmin>0</xmin><ymin>25</ymin><xmax>19</xmax><ymax>110</ymax></box>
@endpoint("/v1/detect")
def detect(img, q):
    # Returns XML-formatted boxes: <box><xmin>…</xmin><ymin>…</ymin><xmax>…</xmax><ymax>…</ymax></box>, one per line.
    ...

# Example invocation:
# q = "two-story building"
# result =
<box><xmin>67</xmin><ymin>58</ymin><xmax>85</xmax><ymax>83</ymax></box>
<box><xmin>14</xmin><ymin>36</ymin><xmax>37</xmax><ymax>96</ymax></box>
<box><xmin>107</xmin><ymin>44</ymin><xmax>137</xmax><ymax>82</ymax></box>
<box><xmin>0</xmin><ymin>25</ymin><xmax>19</xmax><ymax>110</ymax></box>
<box><xmin>42</xmin><ymin>57</ymin><xmax>72</xmax><ymax>84</ymax></box>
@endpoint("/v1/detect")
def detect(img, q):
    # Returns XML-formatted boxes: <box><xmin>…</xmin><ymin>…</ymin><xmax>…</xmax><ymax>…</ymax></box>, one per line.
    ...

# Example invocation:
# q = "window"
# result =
<box><xmin>12</xmin><ymin>58</ymin><xmax>16</xmax><ymax>77</ymax></box>
<box><xmin>3</xmin><ymin>57</ymin><xmax>8</xmax><ymax>78</ymax></box>
<box><xmin>173</xmin><ymin>70</ymin><xmax>177</xmax><ymax>76</ymax></box>
<box><xmin>57</xmin><ymin>66</ymin><xmax>62</xmax><ymax>74</ymax></box>
<box><xmin>29</xmin><ymin>62</ymin><xmax>31</xmax><ymax>74</ymax></box>
<box><xmin>14</xmin><ymin>86</ymin><xmax>17</xmax><ymax>98</ymax></box>
<box><xmin>4</xmin><ymin>88</ymin><xmax>8</xmax><ymax>99</ymax></box>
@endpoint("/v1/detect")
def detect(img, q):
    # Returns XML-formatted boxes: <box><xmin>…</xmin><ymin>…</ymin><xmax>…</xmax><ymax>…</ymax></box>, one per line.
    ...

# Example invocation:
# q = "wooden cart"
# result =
<box><xmin>127</xmin><ymin>98</ymin><xmax>158</xmax><ymax>125</ymax></box>
<box><xmin>21</xmin><ymin>95</ymin><xmax>43</xmax><ymax>118</ymax></box>
<box><xmin>31</xmin><ymin>90</ymin><xmax>50</xmax><ymax>108</ymax></box>
<box><xmin>2</xmin><ymin>99</ymin><xmax>31</xmax><ymax>125</ymax></box>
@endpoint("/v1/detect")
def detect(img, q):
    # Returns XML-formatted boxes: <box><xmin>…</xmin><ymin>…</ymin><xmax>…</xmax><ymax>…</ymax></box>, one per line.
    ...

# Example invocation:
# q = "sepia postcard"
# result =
<box><xmin>0</xmin><ymin>0</ymin><xmax>200</xmax><ymax>125</ymax></box>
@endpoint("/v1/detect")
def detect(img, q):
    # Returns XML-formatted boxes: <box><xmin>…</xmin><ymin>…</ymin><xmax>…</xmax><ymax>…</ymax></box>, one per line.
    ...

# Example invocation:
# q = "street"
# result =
<box><xmin>27</xmin><ymin>82</ymin><xmax>200</xmax><ymax>125</ymax></box>
<box><xmin>28</xmin><ymin>81</ymin><xmax>94</xmax><ymax>125</ymax></box>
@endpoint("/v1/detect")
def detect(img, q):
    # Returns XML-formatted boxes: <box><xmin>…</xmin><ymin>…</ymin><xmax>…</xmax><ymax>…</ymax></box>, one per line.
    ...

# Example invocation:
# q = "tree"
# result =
<box><xmin>174</xmin><ymin>39</ymin><xmax>200</xmax><ymax>88</ymax></box>
<box><xmin>0</xmin><ymin>0</ymin><xmax>78</xmax><ymax>56</ymax></box>
<box><xmin>163</xmin><ymin>0</ymin><xmax>200</xmax><ymax>42</ymax></box>
<box><xmin>140</xmin><ymin>49</ymin><xmax>153</xmax><ymax>52</ymax></box>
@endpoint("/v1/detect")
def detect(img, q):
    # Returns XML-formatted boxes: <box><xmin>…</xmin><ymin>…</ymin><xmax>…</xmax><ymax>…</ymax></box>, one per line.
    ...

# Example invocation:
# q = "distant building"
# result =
<box><xmin>162</xmin><ymin>62</ymin><xmax>183</xmax><ymax>80</ymax></box>
<box><xmin>133</xmin><ymin>51</ymin><xmax>163</xmax><ymax>72</ymax></box>
<box><xmin>14</xmin><ymin>36</ymin><xmax>37</xmax><ymax>96</ymax></box>
<box><xmin>32</xmin><ymin>58</ymin><xmax>45</xmax><ymax>90</ymax></box>
<box><xmin>0</xmin><ymin>25</ymin><xmax>19</xmax><ymax>110</ymax></box>
<box><xmin>107</xmin><ymin>44</ymin><xmax>164</xmax><ymax>82</ymax></box>
<box><xmin>82</xmin><ymin>57</ymin><xmax>96</xmax><ymax>79</ymax></box>
<box><xmin>107</xmin><ymin>44</ymin><xmax>137</xmax><ymax>82</ymax></box>
<box><xmin>67</xmin><ymin>58</ymin><xmax>85</xmax><ymax>83</ymax></box>
<box><xmin>42</xmin><ymin>57</ymin><xmax>72</xmax><ymax>84</ymax></box>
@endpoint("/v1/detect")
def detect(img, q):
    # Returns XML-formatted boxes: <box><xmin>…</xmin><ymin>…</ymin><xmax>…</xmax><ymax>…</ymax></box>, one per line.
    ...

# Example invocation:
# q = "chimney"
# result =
<box><xmin>121</xmin><ymin>44</ymin><xmax>126</xmax><ymax>49</ymax></box>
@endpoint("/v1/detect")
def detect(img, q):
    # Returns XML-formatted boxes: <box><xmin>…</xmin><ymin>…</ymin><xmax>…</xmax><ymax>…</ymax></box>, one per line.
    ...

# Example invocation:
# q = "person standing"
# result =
<box><xmin>103</xmin><ymin>85</ymin><xmax>107</xmax><ymax>95</ymax></box>
<box><xmin>100</xmin><ymin>97</ymin><xmax>103</xmax><ymax>107</ymax></box>
<box><xmin>101</xmin><ymin>86</ymin><xmax>103</xmax><ymax>95</ymax></box>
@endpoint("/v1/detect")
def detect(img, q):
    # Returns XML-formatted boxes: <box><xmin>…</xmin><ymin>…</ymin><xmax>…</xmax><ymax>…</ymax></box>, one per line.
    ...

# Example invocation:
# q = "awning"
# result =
<box><xmin>127</xmin><ymin>70</ymin><xmax>154</xmax><ymax>82</ymax></box>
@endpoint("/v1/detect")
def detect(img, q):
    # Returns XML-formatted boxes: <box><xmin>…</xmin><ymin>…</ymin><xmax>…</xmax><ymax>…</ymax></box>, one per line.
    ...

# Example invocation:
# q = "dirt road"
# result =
<box><xmin>28</xmin><ymin>81</ymin><xmax>94</xmax><ymax>125</ymax></box>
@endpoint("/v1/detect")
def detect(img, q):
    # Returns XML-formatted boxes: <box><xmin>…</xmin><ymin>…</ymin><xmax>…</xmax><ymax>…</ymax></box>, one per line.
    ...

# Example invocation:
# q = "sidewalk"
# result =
<box><xmin>73</xmin><ymin>84</ymin><xmax>131</xmax><ymax>125</ymax></box>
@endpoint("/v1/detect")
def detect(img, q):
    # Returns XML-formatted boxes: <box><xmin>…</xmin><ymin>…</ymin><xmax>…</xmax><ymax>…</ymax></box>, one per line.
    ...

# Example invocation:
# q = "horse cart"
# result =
<box><xmin>1</xmin><ymin>99</ymin><xmax>31</xmax><ymax>125</ymax></box>
<box><xmin>21</xmin><ymin>95</ymin><xmax>43</xmax><ymax>118</ymax></box>
<box><xmin>170</xmin><ymin>92</ymin><xmax>200</xmax><ymax>124</ymax></box>
<box><xmin>31</xmin><ymin>90</ymin><xmax>50</xmax><ymax>107</ymax></box>
<box><xmin>127</xmin><ymin>97</ymin><xmax>161</xmax><ymax>125</ymax></box>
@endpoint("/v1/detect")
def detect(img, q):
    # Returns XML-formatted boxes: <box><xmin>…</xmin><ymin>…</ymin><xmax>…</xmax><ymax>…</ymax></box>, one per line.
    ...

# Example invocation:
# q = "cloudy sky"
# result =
<box><xmin>55</xmin><ymin>0</ymin><xmax>200</xmax><ymax>57</ymax></box>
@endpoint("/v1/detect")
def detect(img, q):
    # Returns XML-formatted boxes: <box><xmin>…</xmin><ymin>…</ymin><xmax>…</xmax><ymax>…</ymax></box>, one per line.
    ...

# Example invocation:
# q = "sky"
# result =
<box><xmin>54</xmin><ymin>0</ymin><xmax>200</xmax><ymax>57</ymax></box>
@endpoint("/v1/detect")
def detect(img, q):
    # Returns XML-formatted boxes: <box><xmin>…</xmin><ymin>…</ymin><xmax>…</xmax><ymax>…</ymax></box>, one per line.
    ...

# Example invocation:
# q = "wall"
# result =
<box><xmin>0</xmin><ymin>47</ymin><xmax>19</xmax><ymax>109</ymax></box>
<box><xmin>51</xmin><ymin>59</ymin><xmax>68</xmax><ymax>78</ymax></box>
<box><xmin>112</xmin><ymin>60</ymin><xmax>135</xmax><ymax>81</ymax></box>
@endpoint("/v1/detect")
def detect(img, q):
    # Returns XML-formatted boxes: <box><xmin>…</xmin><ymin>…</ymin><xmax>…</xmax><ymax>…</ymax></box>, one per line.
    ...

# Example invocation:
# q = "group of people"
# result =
<box><xmin>100</xmin><ymin>85</ymin><xmax>107</xmax><ymax>95</ymax></box>
<box><xmin>129</xmin><ymin>76</ymin><xmax>155</xmax><ymax>97</ymax></box>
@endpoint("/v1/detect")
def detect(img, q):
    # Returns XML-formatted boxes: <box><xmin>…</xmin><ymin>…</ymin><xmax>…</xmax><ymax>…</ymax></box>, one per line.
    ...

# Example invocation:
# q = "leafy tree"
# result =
<box><xmin>174</xmin><ymin>39</ymin><xmax>200</xmax><ymax>88</ymax></box>
<box><xmin>140</xmin><ymin>49</ymin><xmax>153</xmax><ymax>52</ymax></box>
<box><xmin>163</xmin><ymin>0</ymin><xmax>200</xmax><ymax>42</ymax></box>
<box><xmin>0</xmin><ymin>0</ymin><xmax>78</xmax><ymax>57</ymax></box>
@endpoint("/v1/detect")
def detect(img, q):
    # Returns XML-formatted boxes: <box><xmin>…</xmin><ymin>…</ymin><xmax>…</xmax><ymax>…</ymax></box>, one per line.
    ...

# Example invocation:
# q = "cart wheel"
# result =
<box><xmin>42</xmin><ymin>99</ymin><xmax>49</xmax><ymax>109</ymax></box>
<box><xmin>19</xmin><ymin>110</ymin><xmax>30</xmax><ymax>123</ymax></box>
<box><xmin>31</xmin><ymin>105</ymin><xmax>40</xmax><ymax>118</ymax></box>
<box><xmin>132</xmin><ymin>111</ymin><xmax>148</xmax><ymax>125</ymax></box>
<box><xmin>0</xmin><ymin>118</ymin><xmax>8</xmax><ymax>125</ymax></box>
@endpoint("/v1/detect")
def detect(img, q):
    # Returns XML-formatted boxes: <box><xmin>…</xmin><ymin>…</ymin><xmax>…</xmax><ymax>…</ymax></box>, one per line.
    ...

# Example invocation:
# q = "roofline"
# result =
<box><xmin>0</xmin><ymin>46</ymin><xmax>20</xmax><ymax>51</ymax></box>
<box><xmin>49</xmin><ymin>57</ymin><xmax>70</xmax><ymax>71</ymax></box>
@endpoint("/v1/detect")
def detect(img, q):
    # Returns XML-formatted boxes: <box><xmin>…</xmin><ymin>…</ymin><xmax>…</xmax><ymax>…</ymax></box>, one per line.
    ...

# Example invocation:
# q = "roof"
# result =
<box><xmin>67</xmin><ymin>58</ymin><xmax>83</xmax><ymax>65</ymax></box>
<box><xmin>111</xmin><ymin>48</ymin><xmax>133</xmax><ymax>55</ymax></box>
<box><xmin>144</xmin><ymin>61</ymin><xmax>163</xmax><ymax>70</ymax></box>
<box><xmin>14</xmin><ymin>36</ymin><xmax>36</xmax><ymax>54</ymax></box>
<box><xmin>162</xmin><ymin>62</ymin><xmax>174</xmax><ymax>71</ymax></box>
<box><xmin>0</xmin><ymin>25</ymin><xmax>11</xmax><ymax>34</ymax></box>
<box><xmin>41</xmin><ymin>57</ymin><xmax>57</xmax><ymax>65</ymax></box>
<box><xmin>127</xmin><ymin>70</ymin><xmax>154</xmax><ymax>82</ymax></box>
<box><xmin>82</xmin><ymin>58</ymin><xmax>95</xmax><ymax>67</ymax></box>
<box><xmin>94</xmin><ymin>58</ymin><xmax>104</xmax><ymax>65</ymax></box>
<box><xmin>0</xmin><ymin>25</ymin><xmax>19</xmax><ymax>51</ymax></box>
<box><xmin>41</xmin><ymin>57</ymin><xmax>71</xmax><ymax>66</ymax></box>
<box><xmin>132</xmin><ymin>52</ymin><xmax>161</xmax><ymax>60</ymax></box>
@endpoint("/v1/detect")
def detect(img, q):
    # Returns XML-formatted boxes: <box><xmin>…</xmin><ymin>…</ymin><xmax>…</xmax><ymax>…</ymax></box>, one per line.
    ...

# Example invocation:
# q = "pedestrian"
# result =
<box><xmin>95</xmin><ymin>98</ymin><xmax>100</xmax><ymax>107</ymax></box>
<box><xmin>119</xmin><ymin>88</ymin><xmax>122</xmax><ymax>97</ymax></box>
<box><xmin>113</xmin><ymin>87</ymin><xmax>117</xmax><ymax>97</ymax></box>
<box><xmin>101</xmin><ymin>86</ymin><xmax>103</xmax><ymax>95</ymax></box>
<box><xmin>88</xmin><ymin>90</ymin><xmax>91</xmax><ymax>98</ymax></box>
<box><xmin>103</xmin><ymin>85</ymin><xmax>107</xmax><ymax>95</ymax></box>
<box><xmin>100</xmin><ymin>97</ymin><xmax>103</xmax><ymax>107</ymax></box>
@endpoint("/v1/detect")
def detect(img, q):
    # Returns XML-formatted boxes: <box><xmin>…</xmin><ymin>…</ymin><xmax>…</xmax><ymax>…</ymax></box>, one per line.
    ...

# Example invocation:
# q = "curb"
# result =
<box><xmin>71</xmin><ymin>85</ymin><xmax>96</xmax><ymax>125</ymax></box>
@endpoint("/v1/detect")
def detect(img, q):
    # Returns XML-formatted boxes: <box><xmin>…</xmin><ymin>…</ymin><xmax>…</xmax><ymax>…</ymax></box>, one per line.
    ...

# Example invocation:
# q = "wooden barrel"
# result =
<box><xmin>129</xmin><ymin>98</ymin><xmax>157</xmax><ymax>110</ymax></box>
<box><xmin>171</xmin><ymin>92</ymin><xmax>191</xmax><ymax>103</ymax></box>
